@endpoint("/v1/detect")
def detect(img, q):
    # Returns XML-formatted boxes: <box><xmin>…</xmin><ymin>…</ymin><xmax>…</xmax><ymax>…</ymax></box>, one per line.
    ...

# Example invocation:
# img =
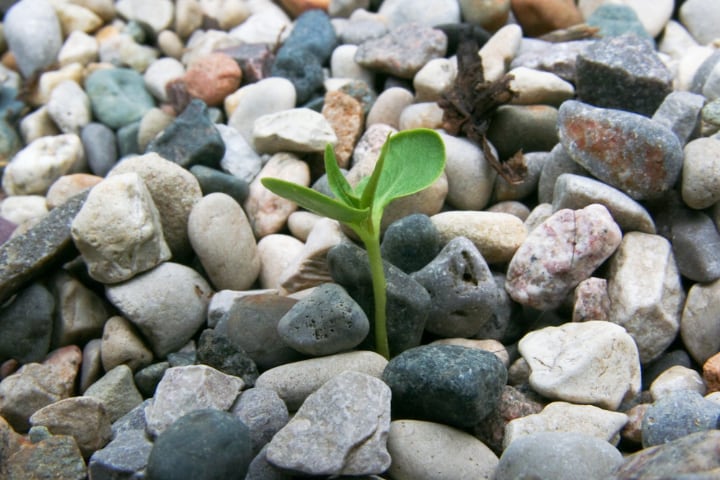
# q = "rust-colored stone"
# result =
<box><xmin>183</xmin><ymin>52</ymin><xmax>242</xmax><ymax>107</ymax></box>
<box><xmin>703</xmin><ymin>352</ymin><xmax>720</xmax><ymax>393</ymax></box>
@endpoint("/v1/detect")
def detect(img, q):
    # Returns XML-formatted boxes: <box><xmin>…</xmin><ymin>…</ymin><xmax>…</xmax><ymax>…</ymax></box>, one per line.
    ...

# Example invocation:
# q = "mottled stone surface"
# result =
<box><xmin>682</xmin><ymin>279</ymin><xmax>720</xmax><ymax>365</ymax></box>
<box><xmin>266</xmin><ymin>371</ymin><xmax>391</xmax><ymax>477</ymax></box>
<box><xmin>642</xmin><ymin>390</ymin><xmax>720</xmax><ymax>447</ymax></box>
<box><xmin>0</xmin><ymin>283</ymin><xmax>54</xmax><ymax>363</ymax></box>
<box><xmin>380</xmin><ymin>213</ymin><xmax>441</xmax><ymax>274</ymax></box>
<box><xmin>232</xmin><ymin>387</ymin><xmax>289</xmax><ymax>455</ymax></box>
<box><xmin>558</xmin><ymin>100</ymin><xmax>683</xmax><ymax>200</ymax></box>
<box><xmin>505</xmin><ymin>204</ymin><xmax>622</xmax><ymax>310</ymax></box>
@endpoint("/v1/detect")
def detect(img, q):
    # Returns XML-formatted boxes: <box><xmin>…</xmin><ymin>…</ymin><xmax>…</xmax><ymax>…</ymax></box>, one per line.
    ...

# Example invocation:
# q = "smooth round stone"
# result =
<box><xmin>682</xmin><ymin>279</ymin><xmax>720</xmax><ymax>365</ymax></box>
<box><xmin>83</xmin><ymin>365</ymin><xmax>143</xmax><ymax>423</ymax></box>
<box><xmin>387</xmin><ymin>419</ymin><xmax>498</xmax><ymax>480</ymax></box>
<box><xmin>183</xmin><ymin>52</ymin><xmax>242</xmax><ymax>107</ymax></box>
<box><xmin>100</xmin><ymin>315</ymin><xmax>153</xmax><ymax>373</ymax></box>
<box><xmin>431</xmin><ymin>211</ymin><xmax>527</xmax><ymax>264</ymax></box>
<box><xmin>115</xmin><ymin>0</ymin><xmax>174</xmax><ymax>33</ymax></box>
<box><xmin>108</xmin><ymin>153</ymin><xmax>202</xmax><ymax>260</ymax></box>
<box><xmin>679</xmin><ymin>0</ymin><xmax>720</xmax><ymax>45</ymax></box>
<box><xmin>189</xmin><ymin>164</ymin><xmax>249</xmax><ymax>205</ymax></box>
<box><xmin>441</xmin><ymin>132</ymin><xmax>497</xmax><ymax>210</ymax></box>
<box><xmin>459</xmin><ymin>0</ymin><xmax>510</xmax><ymax>31</ymax></box>
<box><xmin>105</xmin><ymin>262</ymin><xmax>213</xmax><ymax>358</ymax></box>
<box><xmin>682</xmin><ymin>137</ymin><xmax>720</xmax><ymax>209</ymax></box>
<box><xmin>486</xmin><ymin>200</ymin><xmax>530</xmax><ymax>220</ymax></box>
<box><xmin>493</xmin><ymin>151</ymin><xmax>547</xmax><ymax>203</ymax></box>
<box><xmin>3</xmin><ymin>133</ymin><xmax>85</xmax><ymax>196</ymax></box>
<box><xmin>0</xmin><ymin>194</ymin><xmax>47</xmax><ymax>226</ymax></box>
<box><xmin>0</xmin><ymin>283</ymin><xmax>54</xmax><ymax>364</ymax></box>
<box><xmin>5</xmin><ymin>0</ymin><xmax>63</xmax><ymax>78</ymax></box>
<box><xmin>486</xmin><ymin>105</ymin><xmax>558</xmax><ymax>160</ymax></box>
<box><xmin>81</xmin><ymin>122</ymin><xmax>117</xmax><ymax>177</ymax></box>
<box><xmin>642</xmin><ymin>390</ymin><xmax>720</xmax><ymax>448</ymax></box>
<box><xmin>45</xmin><ymin>173</ymin><xmax>102</xmax><ymax>209</ymax></box>
<box><xmin>54</xmin><ymin>2</ymin><xmax>103</xmax><ymax>34</ymax></box>
<box><xmin>366</xmin><ymin>87</ymin><xmax>413</xmax><ymax>129</ymax></box>
<box><xmin>511</xmin><ymin>0</ymin><xmax>583</xmax><ymax>36</ymax></box>
<box><xmin>19</xmin><ymin>106</ymin><xmax>60</xmax><ymax>144</ymax></box>
<box><xmin>495</xmin><ymin>432</ymin><xmax>623</xmax><ymax>480</ymax></box>
<box><xmin>558</xmin><ymin>100</ymin><xmax>683</xmax><ymax>201</ymax></box>
<box><xmin>46</xmin><ymin>80</ymin><xmax>91</xmax><ymax>135</ymax></box>
<box><xmin>380</xmin><ymin>213</ymin><xmax>441</xmax><ymax>274</ymax></box>
<box><xmin>397</xmin><ymin>102</ymin><xmax>445</xmax><ymax>130</ymax></box>
<box><xmin>136</xmin><ymin>108</ymin><xmax>173</xmax><ymax>152</ymax></box>
<box><xmin>649</xmin><ymin>365</ymin><xmax>706</xmax><ymax>400</ymax></box>
<box><xmin>232</xmin><ymin>387</ymin><xmax>289</xmax><ymax>455</ymax></box>
<box><xmin>252</xmin><ymin>108</ymin><xmax>337</xmax><ymax>154</ymax></box>
<box><xmin>31</xmin><ymin>62</ymin><xmax>84</xmax><ymax>106</ymax></box>
<box><xmin>143</xmin><ymin>57</ymin><xmax>185</xmax><ymax>103</ymax></box>
<box><xmin>383</xmin><ymin>344</ymin><xmax>507</xmax><ymax>428</ymax></box>
<box><xmin>147</xmin><ymin>409</ymin><xmax>252</xmax><ymax>480</ymax></box>
<box><xmin>187</xmin><ymin>192</ymin><xmax>260</xmax><ymax>291</ymax></box>
<box><xmin>479</xmin><ymin>24</ymin><xmax>522</xmax><ymax>82</ymax></box>
<box><xmin>538</xmin><ymin>143</ymin><xmax>589</xmax><ymax>204</ymax></box>
<box><xmin>413</xmin><ymin>56</ymin><xmax>457</xmax><ymax>102</ymax></box>
<box><xmin>668</xmin><ymin>208</ymin><xmax>720</xmax><ymax>283</ymax></box>
<box><xmin>228</xmin><ymin>6</ymin><xmax>292</xmax><ymax>45</ymax></box>
<box><xmin>330</xmin><ymin>44</ymin><xmax>374</xmax><ymax>85</ymax></box>
<box><xmin>508</xmin><ymin>67</ymin><xmax>574</xmax><ymax>106</ymax></box>
<box><xmin>196</xmin><ymin>329</ymin><xmax>258</xmax><ymax>387</ymax></box>
<box><xmin>85</xmin><ymin>68</ymin><xmax>156</xmax><ymax>129</ymax></box>
<box><xmin>157</xmin><ymin>30</ymin><xmax>184</xmax><ymax>59</ymax></box>
<box><xmin>277</xmin><ymin>283</ymin><xmax>369</xmax><ymax>356</ymax></box>
<box><xmin>377</xmin><ymin>0</ymin><xmax>460</xmax><ymax>27</ymax></box>
<box><xmin>58</xmin><ymin>30</ymin><xmax>99</xmax><ymax>67</ymax></box>
<box><xmin>256</xmin><ymin>234</ymin><xmax>304</xmax><ymax>290</ymax></box>
<box><xmin>227</xmin><ymin>77</ymin><xmax>297</xmax><ymax>142</ymax></box>
<box><xmin>642</xmin><ymin>350</ymin><xmax>694</xmax><ymax>391</ymax></box>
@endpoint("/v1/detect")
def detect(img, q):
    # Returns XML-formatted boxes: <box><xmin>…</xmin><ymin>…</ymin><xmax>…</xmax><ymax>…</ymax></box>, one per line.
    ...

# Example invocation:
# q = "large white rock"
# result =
<box><xmin>519</xmin><ymin>320</ymin><xmax>641</xmax><ymax>410</ymax></box>
<box><xmin>71</xmin><ymin>173</ymin><xmax>171</xmax><ymax>284</ymax></box>
<box><xmin>226</xmin><ymin>77</ymin><xmax>296</xmax><ymax>141</ymax></box>
<box><xmin>252</xmin><ymin>108</ymin><xmax>337</xmax><ymax>154</ymax></box>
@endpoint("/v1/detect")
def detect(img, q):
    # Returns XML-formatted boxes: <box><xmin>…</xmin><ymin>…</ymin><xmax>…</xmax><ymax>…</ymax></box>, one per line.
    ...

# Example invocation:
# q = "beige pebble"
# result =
<box><xmin>46</xmin><ymin>173</ymin><xmax>103</xmax><ymax>209</ymax></box>
<box><xmin>398</xmin><ymin>102</ymin><xmax>444</xmax><ymax>130</ymax></box>
<box><xmin>100</xmin><ymin>315</ymin><xmax>154</xmax><ymax>372</ymax></box>
<box><xmin>366</xmin><ymin>87</ymin><xmax>414</xmax><ymax>129</ymax></box>
<box><xmin>257</xmin><ymin>234</ymin><xmax>305</xmax><ymax>290</ymax></box>
<box><xmin>650</xmin><ymin>365</ymin><xmax>707</xmax><ymax>400</ymax></box>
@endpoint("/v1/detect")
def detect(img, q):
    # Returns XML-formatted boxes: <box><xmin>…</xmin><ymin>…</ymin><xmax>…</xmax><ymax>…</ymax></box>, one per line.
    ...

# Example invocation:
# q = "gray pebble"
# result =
<box><xmin>642</xmin><ymin>390</ymin><xmax>720</xmax><ymax>447</ymax></box>
<box><xmin>0</xmin><ymin>282</ymin><xmax>54</xmax><ymax>364</ymax></box>
<box><xmin>380</xmin><ymin>213</ymin><xmax>440</xmax><ymax>274</ymax></box>
<box><xmin>81</xmin><ymin>122</ymin><xmax>117</xmax><ymax>177</ymax></box>
<box><xmin>652</xmin><ymin>91</ymin><xmax>704</xmax><ymax>145</ymax></box>
<box><xmin>232</xmin><ymin>387</ymin><xmax>290</xmax><ymax>455</ymax></box>
<box><xmin>88</xmin><ymin>430</ymin><xmax>153</xmax><ymax>480</ymax></box>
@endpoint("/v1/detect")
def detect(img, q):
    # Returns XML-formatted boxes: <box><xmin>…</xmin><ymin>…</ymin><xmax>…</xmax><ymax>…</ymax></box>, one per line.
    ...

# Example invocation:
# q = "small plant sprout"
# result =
<box><xmin>261</xmin><ymin>128</ymin><xmax>446</xmax><ymax>359</ymax></box>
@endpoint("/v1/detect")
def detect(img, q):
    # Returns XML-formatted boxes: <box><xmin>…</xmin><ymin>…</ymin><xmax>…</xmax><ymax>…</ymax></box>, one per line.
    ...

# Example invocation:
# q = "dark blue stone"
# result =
<box><xmin>382</xmin><ymin>344</ymin><xmax>507</xmax><ymax>428</ymax></box>
<box><xmin>81</xmin><ymin>122</ymin><xmax>118</xmax><ymax>176</ymax></box>
<box><xmin>271</xmin><ymin>51</ymin><xmax>324</xmax><ymax>105</ymax></box>
<box><xmin>88</xmin><ymin>430</ymin><xmax>153</xmax><ymax>480</ymax></box>
<box><xmin>327</xmin><ymin>241</ymin><xmax>431</xmax><ymax>357</ymax></box>
<box><xmin>0</xmin><ymin>282</ymin><xmax>54</xmax><ymax>363</ymax></box>
<box><xmin>146</xmin><ymin>409</ymin><xmax>253</xmax><ymax>480</ymax></box>
<box><xmin>190</xmin><ymin>165</ymin><xmax>249</xmax><ymax>204</ymax></box>
<box><xmin>380</xmin><ymin>213</ymin><xmax>441</xmax><ymax>274</ymax></box>
<box><xmin>147</xmin><ymin>99</ymin><xmax>225</xmax><ymax>169</ymax></box>
<box><xmin>642</xmin><ymin>390</ymin><xmax>720</xmax><ymax>448</ymax></box>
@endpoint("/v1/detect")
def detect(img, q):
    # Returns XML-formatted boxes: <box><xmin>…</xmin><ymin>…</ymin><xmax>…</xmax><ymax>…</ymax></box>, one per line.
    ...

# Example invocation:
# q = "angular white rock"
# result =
<box><xmin>479</xmin><ymin>24</ymin><xmax>522</xmax><ymax>82</ymax></box>
<box><xmin>508</xmin><ymin>67</ymin><xmax>574</xmax><ymax>106</ymax></box>
<box><xmin>226</xmin><ymin>77</ymin><xmax>296</xmax><ymax>141</ymax></box>
<box><xmin>143</xmin><ymin>57</ymin><xmax>185</xmax><ymax>102</ymax></box>
<box><xmin>607</xmin><ymin>232</ymin><xmax>685</xmax><ymax>363</ymax></box>
<box><xmin>504</xmin><ymin>401</ymin><xmax>629</xmax><ymax>448</ymax></box>
<box><xmin>413</xmin><ymin>56</ymin><xmax>457</xmax><ymax>102</ymax></box>
<box><xmin>144</xmin><ymin>365</ymin><xmax>244</xmax><ymax>437</ymax></box>
<box><xmin>71</xmin><ymin>173</ymin><xmax>171</xmax><ymax>284</ymax></box>
<box><xmin>2</xmin><ymin>133</ymin><xmax>85</xmax><ymax>195</ymax></box>
<box><xmin>58</xmin><ymin>30</ymin><xmax>99</xmax><ymax>66</ymax></box>
<box><xmin>252</xmin><ymin>108</ymin><xmax>337</xmax><ymax>154</ymax></box>
<box><xmin>519</xmin><ymin>320</ymin><xmax>641</xmax><ymax>410</ymax></box>
<box><xmin>115</xmin><ymin>0</ymin><xmax>174</xmax><ymax>33</ymax></box>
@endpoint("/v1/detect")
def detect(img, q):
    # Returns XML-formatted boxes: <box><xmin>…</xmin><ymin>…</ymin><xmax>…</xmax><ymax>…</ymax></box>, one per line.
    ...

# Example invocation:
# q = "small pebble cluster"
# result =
<box><xmin>0</xmin><ymin>0</ymin><xmax>720</xmax><ymax>478</ymax></box>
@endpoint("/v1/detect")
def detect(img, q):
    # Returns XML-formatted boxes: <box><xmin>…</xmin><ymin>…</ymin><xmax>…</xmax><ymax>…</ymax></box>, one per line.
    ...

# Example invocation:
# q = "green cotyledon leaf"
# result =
<box><xmin>261</xmin><ymin>177</ymin><xmax>369</xmax><ymax>225</ymax></box>
<box><xmin>324</xmin><ymin>143</ymin><xmax>360</xmax><ymax>208</ymax></box>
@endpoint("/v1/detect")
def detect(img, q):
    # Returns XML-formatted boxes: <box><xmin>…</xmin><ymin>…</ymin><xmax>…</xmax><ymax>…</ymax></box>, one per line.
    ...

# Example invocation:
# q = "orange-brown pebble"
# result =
<box><xmin>183</xmin><ymin>52</ymin><xmax>242</xmax><ymax>107</ymax></box>
<box><xmin>321</xmin><ymin>90</ymin><xmax>364</xmax><ymax>169</ymax></box>
<box><xmin>280</xmin><ymin>0</ymin><xmax>329</xmax><ymax>17</ymax></box>
<box><xmin>621</xmin><ymin>403</ymin><xmax>649</xmax><ymax>445</ymax></box>
<box><xmin>703</xmin><ymin>352</ymin><xmax>720</xmax><ymax>392</ymax></box>
<box><xmin>46</xmin><ymin>173</ymin><xmax>103</xmax><ymax>209</ymax></box>
<box><xmin>510</xmin><ymin>0</ymin><xmax>583</xmax><ymax>37</ymax></box>
<box><xmin>1</xmin><ymin>51</ymin><xmax>18</xmax><ymax>73</ymax></box>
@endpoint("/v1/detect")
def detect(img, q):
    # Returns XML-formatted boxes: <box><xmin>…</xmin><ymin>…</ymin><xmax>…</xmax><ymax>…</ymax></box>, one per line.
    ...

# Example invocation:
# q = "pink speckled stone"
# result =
<box><xmin>505</xmin><ymin>204</ymin><xmax>622</xmax><ymax>310</ymax></box>
<box><xmin>572</xmin><ymin>277</ymin><xmax>610</xmax><ymax>322</ymax></box>
<box><xmin>183</xmin><ymin>52</ymin><xmax>242</xmax><ymax>107</ymax></box>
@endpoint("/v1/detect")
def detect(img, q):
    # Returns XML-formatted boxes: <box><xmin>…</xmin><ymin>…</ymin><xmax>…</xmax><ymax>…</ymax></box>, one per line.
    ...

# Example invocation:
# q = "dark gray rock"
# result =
<box><xmin>486</xmin><ymin>105</ymin><xmax>558</xmax><ymax>160</ymax></box>
<box><xmin>81</xmin><ymin>122</ymin><xmax>118</xmax><ymax>177</ymax></box>
<box><xmin>327</xmin><ymin>242</ymin><xmax>431</xmax><ymax>357</ymax></box>
<box><xmin>147</xmin><ymin>99</ymin><xmax>225</xmax><ymax>169</ymax></box>
<box><xmin>651</xmin><ymin>91</ymin><xmax>704</xmax><ymax>145</ymax></box>
<box><xmin>232</xmin><ymin>387</ymin><xmax>290</xmax><ymax>455</ymax></box>
<box><xmin>146</xmin><ymin>409</ymin><xmax>253</xmax><ymax>480</ymax></box>
<box><xmin>0</xmin><ymin>190</ymin><xmax>87</xmax><ymax>304</ymax></box>
<box><xmin>411</xmin><ymin>236</ymin><xmax>500</xmax><ymax>338</ymax></box>
<box><xmin>189</xmin><ymin>165</ymin><xmax>249</xmax><ymax>204</ymax></box>
<box><xmin>270</xmin><ymin>52</ymin><xmax>324</xmax><ymax>106</ymax></box>
<box><xmin>111</xmin><ymin>399</ymin><xmax>152</xmax><ymax>438</ymax></box>
<box><xmin>510</xmin><ymin>39</ymin><xmax>593</xmax><ymax>83</ymax></box>
<box><xmin>614</xmin><ymin>430</ymin><xmax>720</xmax><ymax>479</ymax></box>
<box><xmin>575</xmin><ymin>34</ymin><xmax>672</xmax><ymax>116</ymax></box>
<box><xmin>380</xmin><ymin>213</ymin><xmax>441</xmax><ymax>274</ymax></box>
<box><xmin>133</xmin><ymin>362</ymin><xmax>169</xmax><ymax>398</ymax></box>
<box><xmin>88</xmin><ymin>429</ymin><xmax>152</xmax><ymax>480</ymax></box>
<box><xmin>558</xmin><ymin>100</ymin><xmax>683</xmax><ymax>200</ymax></box>
<box><xmin>668</xmin><ymin>209</ymin><xmax>720</xmax><ymax>283</ymax></box>
<box><xmin>382</xmin><ymin>344</ymin><xmax>507</xmax><ymax>428</ymax></box>
<box><xmin>495</xmin><ymin>432</ymin><xmax>623</xmax><ymax>480</ymax></box>
<box><xmin>537</xmin><ymin>143</ymin><xmax>590</xmax><ymax>204</ymax></box>
<box><xmin>116</xmin><ymin>120</ymin><xmax>141</xmax><ymax>157</ymax></box>
<box><xmin>214</xmin><ymin>293</ymin><xmax>304</xmax><ymax>370</ymax></box>
<box><xmin>85</xmin><ymin>68</ymin><xmax>155</xmax><ymax>129</ymax></box>
<box><xmin>277</xmin><ymin>283</ymin><xmax>369</xmax><ymax>356</ymax></box>
<box><xmin>0</xmin><ymin>282</ymin><xmax>54</xmax><ymax>363</ymax></box>
<box><xmin>196</xmin><ymin>328</ymin><xmax>259</xmax><ymax>387</ymax></box>
<box><xmin>246</xmin><ymin>446</ymin><xmax>293</xmax><ymax>480</ymax></box>
<box><xmin>642</xmin><ymin>390</ymin><xmax>720</xmax><ymax>447</ymax></box>
<box><xmin>585</xmin><ymin>4</ymin><xmax>651</xmax><ymax>39</ymax></box>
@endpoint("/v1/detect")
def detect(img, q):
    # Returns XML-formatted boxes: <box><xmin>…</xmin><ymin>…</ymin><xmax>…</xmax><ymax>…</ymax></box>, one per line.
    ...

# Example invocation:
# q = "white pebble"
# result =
<box><xmin>413</xmin><ymin>56</ymin><xmax>457</xmax><ymax>102</ymax></box>
<box><xmin>47</xmin><ymin>80</ymin><xmax>91</xmax><ymax>134</ymax></box>
<box><xmin>252</xmin><ymin>108</ymin><xmax>337</xmax><ymax>154</ymax></box>
<box><xmin>398</xmin><ymin>102</ymin><xmax>444</xmax><ymax>130</ymax></box>
<box><xmin>57</xmin><ymin>30</ymin><xmax>98</xmax><ymax>67</ymax></box>
<box><xmin>143</xmin><ymin>57</ymin><xmax>185</xmax><ymax>102</ymax></box>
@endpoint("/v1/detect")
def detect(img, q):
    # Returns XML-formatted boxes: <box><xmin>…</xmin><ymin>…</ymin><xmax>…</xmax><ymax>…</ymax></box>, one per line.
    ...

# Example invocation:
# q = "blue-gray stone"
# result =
<box><xmin>0</xmin><ymin>282</ymin><xmax>54</xmax><ymax>363</ymax></box>
<box><xmin>537</xmin><ymin>143</ymin><xmax>590</xmax><ymax>204</ymax></box>
<box><xmin>196</xmin><ymin>328</ymin><xmax>259</xmax><ymax>387</ymax></box>
<box><xmin>232</xmin><ymin>387</ymin><xmax>290</xmax><ymax>455</ymax></box>
<box><xmin>146</xmin><ymin>99</ymin><xmax>225</xmax><ymax>169</ymax></box>
<box><xmin>690</xmin><ymin>50</ymin><xmax>720</xmax><ymax>95</ymax></box>
<box><xmin>88</xmin><ymin>429</ymin><xmax>153</xmax><ymax>480</ymax></box>
<box><xmin>133</xmin><ymin>361</ymin><xmax>169</xmax><ymax>398</ymax></box>
<box><xmin>81</xmin><ymin>122</ymin><xmax>118</xmax><ymax>177</ymax></box>
<box><xmin>270</xmin><ymin>10</ymin><xmax>336</xmax><ymax>105</ymax></box>
<box><xmin>116</xmin><ymin>120</ymin><xmax>141</xmax><ymax>157</ymax></box>
<box><xmin>380</xmin><ymin>213</ymin><xmax>441</xmax><ymax>274</ymax></box>
<box><xmin>190</xmin><ymin>165</ymin><xmax>249</xmax><ymax>204</ymax></box>
<box><xmin>277</xmin><ymin>283</ymin><xmax>369</xmax><ymax>356</ymax></box>
<box><xmin>246</xmin><ymin>445</ymin><xmax>293</xmax><ymax>480</ymax></box>
<box><xmin>651</xmin><ymin>91</ymin><xmax>704</xmax><ymax>145</ymax></box>
<box><xmin>327</xmin><ymin>242</ymin><xmax>431</xmax><ymax>357</ymax></box>
<box><xmin>704</xmin><ymin>98</ymin><xmax>720</xmax><ymax>127</ymax></box>
<box><xmin>146</xmin><ymin>409</ymin><xmax>253</xmax><ymax>480</ymax></box>
<box><xmin>495</xmin><ymin>432</ymin><xmax>623</xmax><ymax>480</ymax></box>
<box><xmin>485</xmin><ymin>105</ymin><xmax>559</xmax><ymax>160</ymax></box>
<box><xmin>5</xmin><ymin>0</ymin><xmax>63</xmax><ymax>78</ymax></box>
<box><xmin>382</xmin><ymin>344</ymin><xmax>507</xmax><ymax>428</ymax></box>
<box><xmin>586</xmin><ymin>4</ymin><xmax>651</xmax><ymax>40</ymax></box>
<box><xmin>575</xmin><ymin>34</ymin><xmax>673</xmax><ymax>116</ymax></box>
<box><xmin>0</xmin><ymin>86</ymin><xmax>23</xmax><ymax>163</ymax></box>
<box><xmin>668</xmin><ymin>209</ymin><xmax>720</xmax><ymax>283</ymax></box>
<box><xmin>214</xmin><ymin>293</ymin><xmax>303</xmax><ymax>371</ymax></box>
<box><xmin>112</xmin><ymin>399</ymin><xmax>152</xmax><ymax>438</ymax></box>
<box><xmin>411</xmin><ymin>236</ymin><xmax>500</xmax><ymax>338</ymax></box>
<box><xmin>85</xmin><ymin>68</ymin><xmax>155</xmax><ymax>129</ymax></box>
<box><xmin>642</xmin><ymin>390</ymin><xmax>720</xmax><ymax>447</ymax></box>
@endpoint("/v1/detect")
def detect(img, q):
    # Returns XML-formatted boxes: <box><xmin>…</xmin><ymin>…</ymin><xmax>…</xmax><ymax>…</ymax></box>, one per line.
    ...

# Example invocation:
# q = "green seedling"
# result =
<box><xmin>261</xmin><ymin>128</ymin><xmax>446</xmax><ymax>359</ymax></box>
